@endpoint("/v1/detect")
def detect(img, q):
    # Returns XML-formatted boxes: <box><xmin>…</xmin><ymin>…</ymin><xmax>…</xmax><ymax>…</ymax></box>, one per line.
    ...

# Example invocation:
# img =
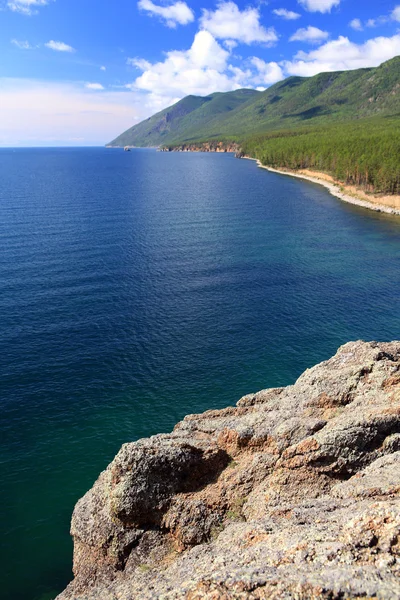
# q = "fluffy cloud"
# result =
<box><xmin>250</xmin><ymin>58</ymin><xmax>285</xmax><ymax>84</ymax></box>
<box><xmin>85</xmin><ymin>83</ymin><xmax>105</xmax><ymax>90</ymax></box>
<box><xmin>200</xmin><ymin>1</ymin><xmax>278</xmax><ymax>45</ymax></box>
<box><xmin>100</xmin><ymin>66</ymin><xmax>106</xmax><ymax>71</ymax></box>
<box><xmin>290</xmin><ymin>26</ymin><xmax>329</xmax><ymax>43</ymax></box>
<box><xmin>127</xmin><ymin>29</ymin><xmax>286</xmax><ymax>106</ymax></box>
<box><xmin>45</xmin><ymin>40</ymin><xmax>75</xmax><ymax>52</ymax></box>
<box><xmin>298</xmin><ymin>0</ymin><xmax>340</xmax><ymax>14</ymax></box>
<box><xmin>272</xmin><ymin>8</ymin><xmax>301</xmax><ymax>20</ymax></box>
<box><xmin>127</xmin><ymin>57</ymin><xmax>152</xmax><ymax>70</ymax></box>
<box><xmin>224</xmin><ymin>39</ymin><xmax>238</xmax><ymax>50</ymax></box>
<box><xmin>283</xmin><ymin>33</ymin><xmax>400</xmax><ymax>76</ymax></box>
<box><xmin>349</xmin><ymin>18</ymin><xmax>363</xmax><ymax>31</ymax></box>
<box><xmin>130</xmin><ymin>31</ymin><xmax>236</xmax><ymax>101</ymax></box>
<box><xmin>137</xmin><ymin>0</ymin><xmax>194</xmax><ymax>28</ymax></box>
<box><xmin>393</xmin><ymin>5</ymin><xmax>400</xmax><ymax>21</ymax></box>
<box><xmin>11</xmin><ymin>39</ymin><xmax>34</xmax><ymax>49</ymax></box>
<box><xmin>7</xmin><ymin>0</ymin><xmax>51</xmax><ymax>15</ymax></box>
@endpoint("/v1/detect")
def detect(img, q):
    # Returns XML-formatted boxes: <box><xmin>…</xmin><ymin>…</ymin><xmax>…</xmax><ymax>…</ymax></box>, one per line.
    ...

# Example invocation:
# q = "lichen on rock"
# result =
<box><xmin>57</xmin><ymin>341</ymin><xmax>400</xmax><ymax>599</ymax></box>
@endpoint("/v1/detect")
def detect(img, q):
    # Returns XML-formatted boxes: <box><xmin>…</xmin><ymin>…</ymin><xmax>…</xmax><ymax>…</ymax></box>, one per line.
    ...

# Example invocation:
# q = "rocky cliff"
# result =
<box><xmin>58</xmin><ymin>341</ymin><xmax>400</xmax><ymax>600</ymax></box>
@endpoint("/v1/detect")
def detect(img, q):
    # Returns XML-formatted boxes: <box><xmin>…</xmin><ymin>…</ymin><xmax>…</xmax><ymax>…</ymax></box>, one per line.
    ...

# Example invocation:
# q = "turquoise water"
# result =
<box><xmin>0</xmin><ymin>148</ymin><xmax>399</xmax><ymax>600</ymax></box>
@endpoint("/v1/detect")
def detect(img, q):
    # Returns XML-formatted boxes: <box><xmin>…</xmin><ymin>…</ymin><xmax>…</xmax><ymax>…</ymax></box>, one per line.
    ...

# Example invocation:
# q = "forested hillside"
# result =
<box><xmin>109</xmin><ymin>89</ymin><xmax>259</xmax><ymax>147</ymax></box>
<box><xmin>242</xmin><ymin>118</ymin><xmax>400</xmax><ymax>195</ymax></box>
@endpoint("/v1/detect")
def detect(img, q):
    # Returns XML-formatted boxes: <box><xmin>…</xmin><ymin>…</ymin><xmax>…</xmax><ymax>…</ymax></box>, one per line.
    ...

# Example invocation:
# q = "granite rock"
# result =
<box><xmin>58</xmin><ymin>341</ymin><xmax>400</xmax><ymax>599</ymax></box>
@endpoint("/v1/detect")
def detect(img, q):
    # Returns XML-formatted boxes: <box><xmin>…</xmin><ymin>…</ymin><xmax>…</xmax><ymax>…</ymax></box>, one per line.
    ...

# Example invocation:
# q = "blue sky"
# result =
<box><xmin>1</xmin><ymin>0</ymin><xmax>400</xmax><ymax>145</ymax></box>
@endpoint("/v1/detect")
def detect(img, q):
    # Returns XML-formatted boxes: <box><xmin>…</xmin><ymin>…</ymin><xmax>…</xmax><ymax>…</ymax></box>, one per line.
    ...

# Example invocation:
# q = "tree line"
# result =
<box><xmin>241</xmin><ymin>118</ymin><xmax>400</xmax><ymax>195</ymax></box>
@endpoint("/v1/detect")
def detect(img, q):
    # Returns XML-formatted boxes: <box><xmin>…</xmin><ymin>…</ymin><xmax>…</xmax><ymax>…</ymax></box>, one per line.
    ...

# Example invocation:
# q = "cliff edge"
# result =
<box><xmin>58</xmin><ymin>341</ymin><xmax>400</xmax><ymax>600</ymax></box>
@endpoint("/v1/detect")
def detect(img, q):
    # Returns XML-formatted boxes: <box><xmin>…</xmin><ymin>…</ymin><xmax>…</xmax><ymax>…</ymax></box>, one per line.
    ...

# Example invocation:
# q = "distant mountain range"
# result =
<box><xmin>108</xmin><ymin>56</ymin><xmax>400</xmax><ymax>148</ymax></box>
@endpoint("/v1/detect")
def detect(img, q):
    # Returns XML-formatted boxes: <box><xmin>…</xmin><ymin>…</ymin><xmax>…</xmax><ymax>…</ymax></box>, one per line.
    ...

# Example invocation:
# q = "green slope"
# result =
<box><xmin>210</xmin><ymin>56</ymin><xmax>400</xmax><ymax>138</ymax></box>
<box><xmin>108</xmin><ymin>89</ymin><xmax>259</xmax><ymax>147</ymax></box>
<box><xmin>108</xmin><ymin>57</ymin><xmax>400</xmax><ymax>147</ymax></box>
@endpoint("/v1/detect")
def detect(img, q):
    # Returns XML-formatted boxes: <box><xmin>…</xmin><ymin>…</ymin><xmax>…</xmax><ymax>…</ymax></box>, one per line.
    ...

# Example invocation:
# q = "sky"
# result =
<box><xmin>1</xmin><ymin>0</ymin><xmax>400</xmax><ymax>146</ymax></box>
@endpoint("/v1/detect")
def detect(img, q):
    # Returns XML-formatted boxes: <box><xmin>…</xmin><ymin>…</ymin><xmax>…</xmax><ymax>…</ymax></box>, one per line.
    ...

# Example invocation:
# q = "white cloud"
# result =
<box><xmin>137</xmin><ymin>0</ymin><xmax>194</xmax><ymax>28</ymax></box>
<box><xmin>298</xmin><ymin>0</ymin><xmax>340</xmax><ymax>14</ymax></box>
<box><xmin>7</xmin><ymin>0</ymin><xmax>51</xmax><ymax>15</ymax></box>
<box><xmin>85</xmin><ymin>83</ymin><xmax>105</xmax><ymax>90</ymax></box>
<box><xmin>366</xmin><ymin>16</ymin><xmax>388</xmax><ymax>28</ymax></box>
<box><xmin>200</xmin><ymin>1</ymin><xmax>278</xmax><ymax>45</ymax></box>
<box><xmin>283</xmin><ymin>33</ymin><xmax>400</xmax><ymax>76</ymax></box>
<box><xmin>127</xmin><ymin>29</ymin><xmax>285</xmax><ymax>107</ymax></box>
<box><xmin>349</xmin><ymin>18</ymin><xmax>363</xmax><ymax>31</ymax></box>
<box><xmin>45</xmin><ymin>40</ymin><xmax>75</xmax><ymax>52</ymax></box>
<box><xmin>393</xmin><ymin>5</ymin><xmax>400</xmax><ymax>21</ymax></box>
<box><xmin>11</xmin><ymin>39</ymin><xmax>34</xmax><ymax>49</ymax></box>
<box><xmin>350</xmin><ymin>9</ymin><xmax>397</xmax><ymax>31</ymax></box>
<box><xmin>272</xmin><ymin>8</ymin><xmax>301</xmax><ymax>20</ymax></box>
<box><xmin>131</xmin><ymin>31</ymin><xmax>236</xmax><ymax>101</ymax></box>
<box><xmin>0</xmin><ymin>78</ymin><xmax>149</xmax><ymax>146</ymax></box>
<box><xmin>250</xmin><ymin>58</ymin><xmax>285</xmax><ymax>84</ymax></box>
<box><xmin>224</xmin><ymin>39</ymin><xmax>238</xmax><ymax>50</ymax></box>
<box><xmin>127</xmin><ymin>57</ymin><xmax>153</xmax><ymax>70</ymax></box>
<box><xmin>100</xmin><ymin>66</ymin><xmax>106</xmax><ymax>71</ymax></box>
<box><xmin>290</xmin><ymin>26</ymin><xmax>329</xmax><ymax>43</ymax></box>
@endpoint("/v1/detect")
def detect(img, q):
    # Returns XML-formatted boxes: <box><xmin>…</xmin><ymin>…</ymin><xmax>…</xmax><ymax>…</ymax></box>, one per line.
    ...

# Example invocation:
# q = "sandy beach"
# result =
<box><xmin>246</xmin><ymin>158</ymin><xmax>400</xmax><ymax>216</ymax></box>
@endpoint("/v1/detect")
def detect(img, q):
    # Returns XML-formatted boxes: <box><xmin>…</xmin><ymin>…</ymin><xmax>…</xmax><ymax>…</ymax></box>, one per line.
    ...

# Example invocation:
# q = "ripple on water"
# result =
<box><xmin>0</xmin><ymin>147</ymin><xmax>399</xmax><ymax>600</ymax></box>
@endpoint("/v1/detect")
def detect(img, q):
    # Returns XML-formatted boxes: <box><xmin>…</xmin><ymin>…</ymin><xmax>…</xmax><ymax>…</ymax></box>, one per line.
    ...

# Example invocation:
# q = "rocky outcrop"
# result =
<box><xmin>58</xmin><ymin>341</ymin><xmax>400</xmax><ymax>599</ymax></box>
<box><xmin>160</xmin><ymin>141</ymin><xmax>240</xmax><ymax>153</ymax></box>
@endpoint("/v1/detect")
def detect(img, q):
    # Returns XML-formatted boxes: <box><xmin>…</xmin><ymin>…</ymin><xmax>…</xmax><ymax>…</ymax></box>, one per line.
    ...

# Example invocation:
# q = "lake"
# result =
<box><xmin>0</xmin><ymin>148</ymin><xmax>399</xmax><ymax>600</ymax></box>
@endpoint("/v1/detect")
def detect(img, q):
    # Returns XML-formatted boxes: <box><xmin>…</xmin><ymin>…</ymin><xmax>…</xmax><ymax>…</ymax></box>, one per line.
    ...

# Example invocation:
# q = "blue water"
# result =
<box><xmin>0</xmin><ymin>148</ymin><xmax>399</xmax><ymax>600</ymax></box>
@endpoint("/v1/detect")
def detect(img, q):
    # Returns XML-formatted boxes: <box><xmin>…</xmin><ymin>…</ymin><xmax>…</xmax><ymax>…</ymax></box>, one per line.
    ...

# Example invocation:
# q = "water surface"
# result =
<box><xmin>0</xmin><ymin>148</ymin><xmax>399</xmax><ymax>600</ymax></box>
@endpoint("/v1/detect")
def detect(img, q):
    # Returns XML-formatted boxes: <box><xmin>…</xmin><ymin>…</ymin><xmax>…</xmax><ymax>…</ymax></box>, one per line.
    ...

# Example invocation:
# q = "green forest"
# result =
<box><xmin>242</xmin><ymin>117</ymin><xmax>400</xmax><ymax>196</ymax></box>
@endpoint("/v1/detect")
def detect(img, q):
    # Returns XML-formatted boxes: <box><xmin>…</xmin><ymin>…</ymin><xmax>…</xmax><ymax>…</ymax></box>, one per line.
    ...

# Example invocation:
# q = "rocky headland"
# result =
<box><xmin>159</xmin><ymin>141</ymin><xmax>240</xmax><ymax>153</ymax></box>
<box><xmin>58</xmin><ymin>341</ymin><xmax>400</xmax><ymax>599</ymax></box>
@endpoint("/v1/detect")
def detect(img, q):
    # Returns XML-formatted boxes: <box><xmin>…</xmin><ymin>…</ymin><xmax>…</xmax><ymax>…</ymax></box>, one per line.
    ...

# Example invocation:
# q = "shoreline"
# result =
<box><xmin>108</xmin><ymin>147</ymin><xmax>400</xmax><ymax>216</ymax></box>
<box><xmin>245</xmin><ymin>157</ymin><xmax>400</xmax><ymax>216</ymax></box>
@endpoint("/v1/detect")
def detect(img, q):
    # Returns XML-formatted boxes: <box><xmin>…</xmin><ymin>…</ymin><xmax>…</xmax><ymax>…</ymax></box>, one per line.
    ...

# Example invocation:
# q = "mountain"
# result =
<box><xmin>108</xmin><ymin>56</ymin><xmax>400</xmax><ymax>147</ymax></box>
<box><xmin>108</xmin><ymin>89</ymin><xmax>259</xmax><ymax>147</ymax></box>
